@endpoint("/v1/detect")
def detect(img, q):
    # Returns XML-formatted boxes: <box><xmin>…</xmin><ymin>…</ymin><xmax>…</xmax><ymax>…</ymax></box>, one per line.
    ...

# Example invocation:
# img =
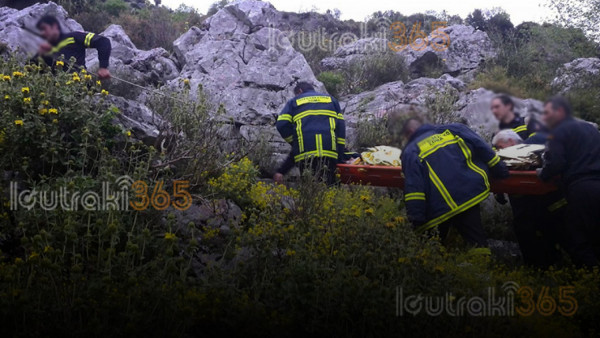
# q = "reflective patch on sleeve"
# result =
<box><xmin>84</xmin><ymin>32</ymin><xmax>95</xmax><ymax>47</ymax></box>
<box><xmin>277</xmin><ymin>114</ymin><xmax>292</xmax><ymax>122</ymax></box>
<box><xmin>405</xmin><ymin>192</ymin><xmax>426</xmax><ymax>201</ymax></box>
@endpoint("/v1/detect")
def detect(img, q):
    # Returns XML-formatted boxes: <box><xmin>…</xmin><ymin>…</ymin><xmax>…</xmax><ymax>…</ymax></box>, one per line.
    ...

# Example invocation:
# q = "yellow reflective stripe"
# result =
<box><xmin>293</xmin><ymin>110</ymin><xmax>340</xmax><ymax>122</ymax></box>
<box><xmin>329</xmin><ymin>117</ymin><xmax>336</xmax><ymax>150</ymax></box>
<box><xmin>426</xmin><ymin>162</ymin><xmax>457</xmax><ymax>209</ymax></box>
<box><xmin>417</xmin><ymin>130</ymin><xmax>458</xmax><ymax>159</ymax></box>
<box><xmin>84</xmin><ymin>32</ymin><xmax>95</xmax><ymax>47</ymax></box>
<box><xmin>405</xmin><ymin>192</ymin><xmax>426</xmax><ymax>201</ymax></box>
<box><xmin>468</xmin><ymin>247</ymin><xmax>491</xmax><ymax>255</ymax></box>
<box><xmin>50</xmin><ymin>37</ymin><xmax>75</xmax><ymax>54</ymax></box>
<box><xmin>284</xmin><ymin>136</ymin><xmax>293</xmax><ymax>143</ymax></box>
<box><xmin>529</xmin><ymin>132</ymin><xmax>537</xmax><ymax>138</ymax></box>
<box><xmin>487</xmin><ymin>155</ymin><xmax>500</xmax><ymax>167</ymax></box>
<box><xmin>316</xmin><ymin>134</ymin><xmax>323</xmax><ymax>157</ymax></box>
<box><xmin>337</xmin><ymin>138</ymin><xmax>346</xmax><ymax>145</ymax></box>
<box><xmin>296</xmin><ymin>119</ymin><xmax>304</xmax><ymax>153</ymax></box>
<box><xmin>296</xmin><ymin>96</ymin><xmax>332</xmax><ymax>106</ymax></box>
<box><xmin>457</xmin><ymin>137</ymin><xmax>490</xmax><ymax>190</ymax></box>
<box><xmin>548</xmin><ymin>198</ymin><xmax>567</xmax><ymax>212</ymax></box>
<box><xmin>294</xmin><ymin>150</ymin><xmax>337</xmax><ymax>162</ymax></box>
<box><xmin>416</xmin><ymin>188</ymin><xmax>490</xmax><ymax>232</ymax></box>
<box><xmin>513</xmin><ymin>125</ymin><xmax>527</xmax><ymax>133</ymax></box>
<box><xmin>278</xmin><ymin>114</ymin><xmax>292</xmax><ymax>122</ymax></box>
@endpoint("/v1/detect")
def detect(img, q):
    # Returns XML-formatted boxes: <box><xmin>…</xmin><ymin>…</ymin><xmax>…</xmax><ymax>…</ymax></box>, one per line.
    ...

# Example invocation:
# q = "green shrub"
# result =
<box><xmin>102</xmin><ymin>0</ymin><xmax>129</xmax><ymax>17</ymax></box>
<box><xmin>341</xmin><ymin>52</ymin><xmax>408</xmax><ymax>94</ymax></box>
<box><xmin>480</xmin><ymin>23</ymin><xmax>599</xmax><ymax>99</ymax></box>
<box><xmin>317</xmin><ymin>71</ymin><xmax>344</xmax><ymax>98</ymax></box>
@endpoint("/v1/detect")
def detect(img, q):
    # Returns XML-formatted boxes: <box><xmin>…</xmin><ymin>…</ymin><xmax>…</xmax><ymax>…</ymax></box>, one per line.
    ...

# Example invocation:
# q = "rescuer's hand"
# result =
<box><xmin>97</xmin><ymin>68</ymin><xmax>111</xmax><ymax>80</ymax></box>
<box><xmin>273</xmin><ymin>173</ymin><xmax>284</xmax><ymax>185</ymax></box>
<box><xmin>38</xmin><ymin>42</ymin><xmax>51</xmax><ymax>54</ymax></box>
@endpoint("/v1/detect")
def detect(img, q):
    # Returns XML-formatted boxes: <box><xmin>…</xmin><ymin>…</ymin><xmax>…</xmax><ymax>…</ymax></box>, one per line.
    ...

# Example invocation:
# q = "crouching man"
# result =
<box><xmin>401</xmin><ymin>118</ymin><xmax>509</xmax><ymax>251</ymax></box>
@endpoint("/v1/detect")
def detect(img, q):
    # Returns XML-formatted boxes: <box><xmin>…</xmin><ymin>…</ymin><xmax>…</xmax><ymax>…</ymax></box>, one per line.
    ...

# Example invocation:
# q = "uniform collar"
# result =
<box><xmin>408</xmin><ymin>124</ymin><xmax>435</xmax><ymax>143</ymax></box>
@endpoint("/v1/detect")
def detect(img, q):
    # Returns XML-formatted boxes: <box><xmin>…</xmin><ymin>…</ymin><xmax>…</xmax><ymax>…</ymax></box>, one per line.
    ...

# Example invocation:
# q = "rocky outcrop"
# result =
<box><xmin>551</xmin><ymin>57</ymin><xmax>600</xmax><ymax>94</ymax></box>
<box><xmin>341</xmin><ymin>74</ymin><xmax>543</xmax><ymax>145</ymax></box>
<box><xmin>172</xmin><ymin>0</ymin><xmax>323</xmax><ymax>126</ymax></box>
<box><xmin>321</xmin><ymin>25</ymin><xmax>496</xmax><ymax>80</ymax></box>
<box><xmin>86</xmin><ymin>24</ymin><xmax>180</xmax><ymax>101</ymax></box>
<box><xmin>402</xmin><ymin>25</ymin><xmax>496</xmax><ymax>79</ymax></box>
<box><xmin>321</xmin><ymin>38</ymin><xmax>389</xmax><ymax>70</ymax></box>
<box><xmin>342</xmin><ymin>75</ymin><xmax>465</xmax><ymax>123</ymax></box>
<box><xmin>104</xmin><ymin>95</ymin><xmax>169</xmax><ymax>145</ymax></box>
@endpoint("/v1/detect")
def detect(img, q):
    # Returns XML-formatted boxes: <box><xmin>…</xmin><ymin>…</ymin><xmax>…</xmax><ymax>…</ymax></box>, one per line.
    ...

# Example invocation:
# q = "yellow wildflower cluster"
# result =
<box><xmin>164</xmin><ymin>232</ymin><xmax>177</xmax><ymax>240</ymax></box>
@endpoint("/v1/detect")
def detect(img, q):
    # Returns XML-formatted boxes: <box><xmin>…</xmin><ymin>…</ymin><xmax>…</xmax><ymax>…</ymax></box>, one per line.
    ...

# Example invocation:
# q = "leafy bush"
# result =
<box><xmin>75</xmin><ymin>4</ymin><xmax>204</xmax><ymax>52</ymax></box>
<box><xmin>319</xmin><ymin>53</ymin><xmax>408</xmax><ymax>98</ymax></box>
<box><xmin>102</xmin><ymin>0</ymin><xmax>129</xmax><ymax>17</ymax></box>
<box><xmin>0</xmin><ymin>57</ymin><xmax>200</xmax><ymax>335</ymax></box>
<box><xmin>317</xmin><ymin>71</ymin><xmax>344</xmax><ymax>98</ymax></box>
<box><xmin>479</xmin><ymin>22</ymin><xmax>599</xmax><ymax>99</ymax></box>
<box><xmin>341</xmin><ymin>52</ymin><xmax>408</xmax><ymax>94</ymax></box>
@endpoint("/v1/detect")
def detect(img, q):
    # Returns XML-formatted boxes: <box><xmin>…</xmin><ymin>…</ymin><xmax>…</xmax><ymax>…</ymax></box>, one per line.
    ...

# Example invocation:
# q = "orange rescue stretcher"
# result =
<box><xmin>337</xmin><ymin>164</ymin><xmax>558</xmax><ymax>195</ymax></box>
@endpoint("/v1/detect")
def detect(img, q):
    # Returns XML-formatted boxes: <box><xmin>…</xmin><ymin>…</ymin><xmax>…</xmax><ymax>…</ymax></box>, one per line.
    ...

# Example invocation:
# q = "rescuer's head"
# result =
<box><xmin>294</xmin><ymin>82</ymin><xmax>314</xmax><ymax>95</ymax></box>
<box><xmin>401</xmin><ymin>117</ymin><xmax>423</xmax><ymax>141</ymax></box>
<box><xmin>543</xmin><ymin>96</ymin><xmax>572</xmax><ymax>129</ymax></box>
<box><xmin>492</xmin><ymin>129</ymin><xmax>523</xmax><ymax>150</ymax></box>
<box><xmin>491</xmin><ymin>94</ymin><xmax>515</xmax><ymax>124</ymax></box>
<box><xmin>37</xmin><ymin>15</ymin><xmax>62</xmax><ymax>43</ymax></box>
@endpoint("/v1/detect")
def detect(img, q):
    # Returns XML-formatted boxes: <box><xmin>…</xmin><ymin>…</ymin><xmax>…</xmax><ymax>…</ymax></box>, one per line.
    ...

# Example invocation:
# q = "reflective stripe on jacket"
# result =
<box><xmin>402</xmin><ymin>124</ymin><xmax>503</xmax><ymax>231</ymax></box>
<box><xmin>276</xmin><ymin>91</ymin><xmax>345</xmax><ymax>163</ymax></box>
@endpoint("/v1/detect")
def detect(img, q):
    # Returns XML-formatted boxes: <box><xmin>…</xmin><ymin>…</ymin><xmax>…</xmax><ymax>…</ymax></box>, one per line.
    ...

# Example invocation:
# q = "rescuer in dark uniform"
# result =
<box><xmin>35</xmin><ymin>15</ymin><xmax>111</xmax><ymax>79</ymax></box>
<box><xmin>275</xmin><ymin>82</ymin><xmax>345</xmax><ymax>185</ymax></box>
<box><xmin>539</xmin><ymin>97</ymin><xmax>600</xmax><ymax>268</ymax></box>
<box><xmin>402</xmin><ymin>118</ymin><xmax>509</xmax><ymax>251</ymax></box>
<box><xmin>491</xmin><ymin>94</ymin><xmax>533</xmax><ymax>140</ymax></box>
<box><xmin>492</xmin><ymin>130</ymin><xmax>564</xmax><ymax>268</ymax></box>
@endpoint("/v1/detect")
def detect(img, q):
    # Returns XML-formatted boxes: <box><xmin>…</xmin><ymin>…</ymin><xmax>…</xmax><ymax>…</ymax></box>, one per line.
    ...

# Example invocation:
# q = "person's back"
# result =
<box><xmin>275</xmin><ymin>82</ymin><xmax>345</xmax><ymax>185</ymax></box>
<box><xmin>402</xmin><ymin>122</ymin><xmax>508</xmax><ymax>235</ymax></box>
<box><xmin>540</xmin><ymin>118</ymin><xmax>600</xmax><ymax>184</ymax></box>
<box><xmin>539</xmin><ymin>97</ymin><xmax>600</xmax><ymax>268</ymax></box>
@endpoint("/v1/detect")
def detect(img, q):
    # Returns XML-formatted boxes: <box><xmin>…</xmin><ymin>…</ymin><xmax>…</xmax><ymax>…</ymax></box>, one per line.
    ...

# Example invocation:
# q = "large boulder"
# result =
<box><xmin>321</xmin><ymin>25</ymin><xmax>496</xmax><ymax>80</ymax></box>
<box><xmin>172</xmin><ymin>0</ymin><xmax>324</xmax><ymax>172</ymax></box>
<box><xmin>104</xmin><ymin>95</ymin><xmax>169</xmax><ymax>145</ymax></box>
<box><xmin>86</xmin><ymin>25</ymin><xmax>180</xmax><ymax>101</ymax></box>
<box><xmin>0</xmin><ymin>2</ymin><xmax>82</xmax><ymax>56</ymax></box>
<box><xmin>551</xmin><ymin>57</ymin><xmax>600</xmax><ymax>94</ymax></box>
<box><xmin>401</xmin><ymin>25</ymin><xmax>496</xmax><ymax>79</ymax></box>
<box><xmin>321</xmin><ymin>38</ymin><xmax>389</xmax><ymax>70</ymax></box>
<box><xmin>341</xmin><ymin>74</ymin><xmax>543</xmax><ymax>145</ymax></box>
<box><xmin>173</xmin><ymin>0</ymin><xmax>323</xmax><ymax>126</ymax></box>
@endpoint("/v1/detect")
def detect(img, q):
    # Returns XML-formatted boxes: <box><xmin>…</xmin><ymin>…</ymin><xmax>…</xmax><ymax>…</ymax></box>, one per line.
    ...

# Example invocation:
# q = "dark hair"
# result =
<box><xmin>494</xmin><ymin>94</ymin><xmax>514</xmax><ymax>111</ymax></box>
<box><xmin>294</xmin><ymin>82</ymin><xmax>314</xmax><ymax>95</ymax></box>
<box><xmin>545</xmin><ymin>96</ymin><xmax>572</xmax><ymax>116</ymax></box>
<box><xmin>36</xmin><ymin>15</ymin><xmax>61</xmax><ymax>31</ymax></box>
<box><xmin>401</xmin><ymin>117</ymin><xmax>423</xmax><ymax>136</ymax></box>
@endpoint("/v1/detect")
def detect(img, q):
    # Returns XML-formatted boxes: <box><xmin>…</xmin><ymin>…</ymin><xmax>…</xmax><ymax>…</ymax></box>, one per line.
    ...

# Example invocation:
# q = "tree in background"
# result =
<box><xmin>547</xmin><ymin>0</ymin><xmax>600</xmax><ymax>41</ymax></box>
